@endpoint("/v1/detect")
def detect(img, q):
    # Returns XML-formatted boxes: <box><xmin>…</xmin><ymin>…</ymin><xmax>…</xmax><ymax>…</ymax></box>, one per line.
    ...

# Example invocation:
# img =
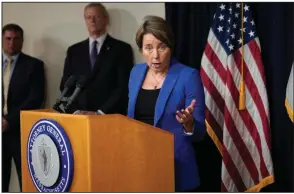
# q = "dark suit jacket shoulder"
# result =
<box><xmin>60</xmin><ymin>35</ymin><xmax>134</xmax><ymax>114</ymax></box>
<box><xmin>66</xmin><ymin>39</ymin><xmax>87</xmax><ymax>54</ymax></box>
<box><xmin>22</xmin><ymin>53</ymin><xmax>44</xmax><ymax>65</ymax></box>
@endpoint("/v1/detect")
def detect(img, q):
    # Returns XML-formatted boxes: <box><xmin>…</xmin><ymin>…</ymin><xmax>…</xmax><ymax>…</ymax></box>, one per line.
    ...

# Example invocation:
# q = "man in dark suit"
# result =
<box><xmin>60</xmin><ymin>3</ymin><xmax>134</xmax><ymax>114</ymax></box>
<box><xmin>2</xmin><ymin>24</ymin><xmax>45</xmax><ymax>191</ymax></box>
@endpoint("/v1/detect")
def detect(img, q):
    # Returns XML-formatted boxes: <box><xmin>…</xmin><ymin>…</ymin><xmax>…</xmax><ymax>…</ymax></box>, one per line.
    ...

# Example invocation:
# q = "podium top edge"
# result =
<box><xmin>20</xmin><ymin>110</ymin><xmax>173</xmax><ymax>137</ymax></box>
<box><xmin>20</xmin><ymin>109</ymin><xmax>126</xmax><ymax>118</ymax></box>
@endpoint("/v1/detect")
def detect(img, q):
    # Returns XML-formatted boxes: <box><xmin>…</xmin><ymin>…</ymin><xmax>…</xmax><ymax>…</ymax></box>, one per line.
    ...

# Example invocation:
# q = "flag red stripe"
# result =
<box><xmin>200</xmin><ymin>69</ymin><xmax>224</xmax><ymax>141</ymax></box>
<box><xmin>202</xmin><ymin>60</ymin><xmax>270</xmax><ymax>179</ymax></box>
<box><xmin>224</xmin><ymin>105</ymin><xmax>260</xmax><ymax>184</ymax></box>
<box><xmin>206</xmin><ymin>109</ymin><xmax>223</xmax><ymax>142</ymax></box>
<box><xmin>226</xmin><ymin>70</ymin><xmax>270</xmax><ymax>178</ymax></box>
<box><xmin>204</xmin><ymin>44</ymin><xmax>227</xmax><ymax>83</ymax></box>
<box><xmin>248</xmin><ymin>41</ymin><xmax>266</xmax><ymax>84</ymax></box>
<box><xmin>221</xmin><ymin>180</ymin><xmax>228</xmax><ymax>192</ymax></box>
<box><xmin>233</xmin><ymin>50</ymin><xmax>271</xmax><ymax>149</ymax></box>
<box><xmin>222</xmin><ymin>145</ymin><xmax>247</xmax><ymax>191</ymax></box>
<box><xmin>201</xmin><ymin>69</ymin><xmax>225</xmax><ymax>112</ymax></box>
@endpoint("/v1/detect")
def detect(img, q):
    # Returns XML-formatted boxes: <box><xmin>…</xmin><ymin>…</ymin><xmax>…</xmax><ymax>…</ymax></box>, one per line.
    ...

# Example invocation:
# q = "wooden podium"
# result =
<box><xmin>20</xmin><ymin>110</ymin><xmax>174</xmax><ymax>192</ymax></box>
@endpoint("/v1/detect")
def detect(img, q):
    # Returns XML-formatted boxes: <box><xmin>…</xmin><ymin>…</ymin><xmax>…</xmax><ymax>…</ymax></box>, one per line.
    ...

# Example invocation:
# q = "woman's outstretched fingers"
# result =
<box><xmin>176</xmin><ymin>114</ymin><xmax>183</xmax><ymax>124</ymax></box>
<box><xmin>186</xmin><ymin>99</ymin><xmax>196</xmax><ymax>113</ymax></box>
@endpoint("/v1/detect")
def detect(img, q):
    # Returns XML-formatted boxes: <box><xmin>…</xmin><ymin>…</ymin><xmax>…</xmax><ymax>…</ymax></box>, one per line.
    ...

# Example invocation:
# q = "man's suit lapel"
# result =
<box><xmin>154</xmin><ymin>59</ymin><xmax>181</xmax><ymax>126</ymax></box>
<box><xmin>9</xmin><ymin>53</ymin><xmax>24</xmax><ymax>98</ymax></box>
<box><xmin>82</xmin><ymin>39</ymin><xmax>92</xmax><ymax>74</ymax></box>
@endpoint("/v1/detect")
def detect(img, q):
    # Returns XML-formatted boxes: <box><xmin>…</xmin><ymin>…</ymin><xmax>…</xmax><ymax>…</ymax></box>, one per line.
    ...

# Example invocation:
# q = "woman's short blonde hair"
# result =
<box><xmin>136</xmin><ymin>15</ymin><xmax>174</xmax><ymax>51</ymax></box>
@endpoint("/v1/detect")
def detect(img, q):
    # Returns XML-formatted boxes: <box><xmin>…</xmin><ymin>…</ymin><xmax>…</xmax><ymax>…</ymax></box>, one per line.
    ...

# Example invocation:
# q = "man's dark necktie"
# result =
<box><xmin>90</xmin><ymin>40</ymin><xmax>98</xmax><ymax>69</ymax></box>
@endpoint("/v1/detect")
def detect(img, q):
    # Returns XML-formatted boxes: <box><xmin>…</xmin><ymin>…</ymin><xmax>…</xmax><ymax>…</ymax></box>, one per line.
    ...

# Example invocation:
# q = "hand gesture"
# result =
<box><xmin>176</xmin><ymin>99</ymin><xmax>196</xmax><ymax>133</ymax></box>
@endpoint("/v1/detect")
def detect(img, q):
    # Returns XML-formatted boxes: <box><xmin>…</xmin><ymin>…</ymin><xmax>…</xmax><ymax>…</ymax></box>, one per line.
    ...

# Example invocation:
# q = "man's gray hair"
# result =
<box><xmin>84</xmin><ymin>3</ymin><xmax>109</xmax><ymax>19</ymax></box>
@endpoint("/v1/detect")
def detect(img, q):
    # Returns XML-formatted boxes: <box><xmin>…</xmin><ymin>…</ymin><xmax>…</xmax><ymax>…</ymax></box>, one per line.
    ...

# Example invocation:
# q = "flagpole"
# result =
<box><xmin>239</xmin><ymin>2</ymin><xmax>246</xmax><ymax>110</ymax></box>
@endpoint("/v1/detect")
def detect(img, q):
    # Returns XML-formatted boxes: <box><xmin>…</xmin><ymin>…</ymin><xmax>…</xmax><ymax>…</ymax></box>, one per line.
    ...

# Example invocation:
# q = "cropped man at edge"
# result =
<box><xmin>2</xmin><ymin>23</ymin><xmax>45</xmax><ymax>192</ymax></box>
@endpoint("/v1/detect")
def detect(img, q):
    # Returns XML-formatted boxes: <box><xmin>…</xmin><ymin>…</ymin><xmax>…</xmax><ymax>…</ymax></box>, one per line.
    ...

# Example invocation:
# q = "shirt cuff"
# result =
<box><xmin>183</xmin><ymin>124</ymin><xmax>194</xmax><ymax>136</ymax></box>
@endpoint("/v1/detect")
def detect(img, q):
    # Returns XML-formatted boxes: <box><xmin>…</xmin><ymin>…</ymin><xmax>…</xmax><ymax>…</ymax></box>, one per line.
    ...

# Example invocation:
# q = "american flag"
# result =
<box><xmin>200</xmin><ymin>3</ymin><xmax>274</xmax><ymax>192</ymax></box>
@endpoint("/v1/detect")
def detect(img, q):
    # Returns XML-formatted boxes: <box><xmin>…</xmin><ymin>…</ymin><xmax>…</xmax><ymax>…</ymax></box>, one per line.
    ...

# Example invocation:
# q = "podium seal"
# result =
<box><xmin>27</xmin><ymin>119</ymin><xmax>74</xmax><ymax>192</ymax></box>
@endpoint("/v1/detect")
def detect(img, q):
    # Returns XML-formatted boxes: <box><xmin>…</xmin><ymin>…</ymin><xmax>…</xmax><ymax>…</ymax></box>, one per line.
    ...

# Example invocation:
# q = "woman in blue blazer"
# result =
<box><xmin>128</xmin><ymin>16</ymin><xmax>206</xmax><ymax>191</ymax></box>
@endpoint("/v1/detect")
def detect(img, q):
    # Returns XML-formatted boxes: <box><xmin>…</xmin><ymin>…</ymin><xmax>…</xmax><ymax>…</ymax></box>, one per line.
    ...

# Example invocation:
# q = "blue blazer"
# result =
<box><xmin>127</xmin><ymin>58</ymin><xmax>206</xmax><ymax>191</ymax></box>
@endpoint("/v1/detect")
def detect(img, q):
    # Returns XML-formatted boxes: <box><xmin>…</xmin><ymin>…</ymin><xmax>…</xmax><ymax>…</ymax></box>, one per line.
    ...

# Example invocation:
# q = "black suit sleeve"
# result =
<box><xmin>4</xmin><ymin>60</ymin><xmax>45</xmax><ymax>131</ymax></box>
<box><xmin>100</xmin><ymin>44</ymin><xmax>134</xmax><ymax>114</ymax></box>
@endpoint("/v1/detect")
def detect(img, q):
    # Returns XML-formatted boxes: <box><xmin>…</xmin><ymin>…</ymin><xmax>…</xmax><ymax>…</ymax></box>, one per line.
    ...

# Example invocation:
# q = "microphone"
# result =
<box><xmin>55</xmin><ymin>75</ymin><xmax>78</xmax><ymax>106</ymax></box>
<box><xmin>64</xmin><ymin>76</ymin><xmax>88</xmax><ymax>110</ymax></box>
<box><xmin>53</xmin><ymin>75</ymin><xmax>78</xmax><ymax>113</ymax></box>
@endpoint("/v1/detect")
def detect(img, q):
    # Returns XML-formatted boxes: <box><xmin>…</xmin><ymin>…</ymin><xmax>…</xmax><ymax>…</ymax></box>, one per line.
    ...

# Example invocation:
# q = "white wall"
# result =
<box><xmin>2</xmin><ymin>2</ymin><xmax>165</xmax><ymax>192</ymax></box>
